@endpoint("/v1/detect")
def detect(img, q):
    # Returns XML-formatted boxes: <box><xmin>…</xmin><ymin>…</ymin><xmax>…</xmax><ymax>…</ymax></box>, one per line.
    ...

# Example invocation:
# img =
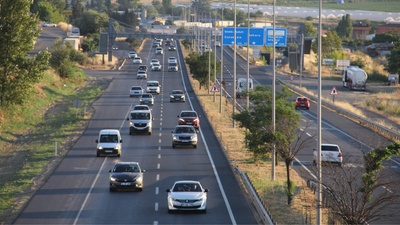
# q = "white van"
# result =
<box><xmin>127</xmin><ymin>110</ymin><xmax>154</xmax><ymax>135</ymax></box>
<box><xmin>96</xmin><ymin>129</ymin><xmax>122</xmax><ymax>157</ymax></box>
<box><xmin>236</xmin><ymin>78</ymin><xmax>253</xmax><ymax>98</ymax></box>
<box><xmin>146</xmin><ymin>81</ymin><xmax>161</xmax><ymax>94</ymax></box>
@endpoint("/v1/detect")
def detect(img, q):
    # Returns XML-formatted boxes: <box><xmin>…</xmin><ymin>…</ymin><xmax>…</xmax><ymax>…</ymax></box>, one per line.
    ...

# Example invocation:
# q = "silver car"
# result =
<box><xmin>140</xmin><ymin>93</ymin><xmax>154</xmax><ymax>106</ymax></box>
<box><xmin>130</xmin><ymin>86</ymin><xmax>143</xmax><ymax>97</ymax></box>
<box><xmin>166</xmin><ymin>180</ymin><xmax>208</xmax><ymax>212</ymax></box>
<box><xmin>170</xmin><ymin>90</ymin><xmax>185</xmax><ymax>102</ymax></box>
<box><xmin>171</xmin><ymin>125</ymin><xmax>198</xmax><ymax>148</ymax></box>
<box><xmin>152</xmin><ymin>63</ymin><xmax>161</xmax><ymax>71</ymax></box>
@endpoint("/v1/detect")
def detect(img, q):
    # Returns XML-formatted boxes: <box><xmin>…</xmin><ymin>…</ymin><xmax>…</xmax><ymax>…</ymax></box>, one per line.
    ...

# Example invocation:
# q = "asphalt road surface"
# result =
<box><xmin>15</xmin><ymin>40</ymin><xmax>258</xmax><ymax>224</ymax></box>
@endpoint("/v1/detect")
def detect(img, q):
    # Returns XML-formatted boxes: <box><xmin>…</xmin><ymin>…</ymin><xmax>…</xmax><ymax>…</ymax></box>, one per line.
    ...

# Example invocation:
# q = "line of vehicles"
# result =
<box><xmin>95</xmin><ymin>39</ymin><xmax>208</xmax><ymax>212</ymax></box>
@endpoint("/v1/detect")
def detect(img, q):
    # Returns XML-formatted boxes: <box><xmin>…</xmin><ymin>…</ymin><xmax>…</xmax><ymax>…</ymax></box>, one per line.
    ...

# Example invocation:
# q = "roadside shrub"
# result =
<box><xmin>367</xmin><ymin>69</ymin><xmax>387</xmax><ymax>82</ymax></box>
<box><xmin>351</xmin><ymin>57</ymin><xmax>366</xmax><ymax>69</ymax></box>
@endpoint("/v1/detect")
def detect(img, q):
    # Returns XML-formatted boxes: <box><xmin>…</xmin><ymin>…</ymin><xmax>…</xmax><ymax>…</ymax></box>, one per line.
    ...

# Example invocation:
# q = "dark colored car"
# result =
<box><xmin>170</xmin><ymin>90</ymin><xmax>185</xmax><ymax>102</ymax></box>
<box><xmin>295</xmin><ymin>97</ymin><xmax>310</xmax><ymax>110</ymax></box>
<box><xmin>165</xmin><ymin>40</ymin><xmax>171</xmax><ymax>46</ymax></box>
<box><xmin>109</xmin><ymin>162</ymin><xmax>145</xmax><ymax>191</ymax></box>
<box><xmin>178</xmin><ymin>110</ymin><xmax>200</xmax><ymax>129</ymax></box>
<box><xmin>169</xmin><ymin>45</ymin><xmax>176</xmax><ymax>51</ymax></box>
<box><xmin>140</xmin><ymin>93</ymin><xmax>154</xmax><ymax>106</ymax></box>
<box><xmin>171</xmin><ymin>125</ymin><xmax>198</xmax><ymax>148</ymax></box>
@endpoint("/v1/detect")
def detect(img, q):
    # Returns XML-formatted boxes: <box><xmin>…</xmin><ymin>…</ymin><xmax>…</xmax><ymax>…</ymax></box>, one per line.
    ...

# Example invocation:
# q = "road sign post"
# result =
<box><xmin>329</xmin><ymin>86</ymin><xmax>339</xmax><ymax>103</ymax></box>
<box><xmin>289</xmin><ymin>74</ymin><xmax>295</xmax><ymax>84</ymax></box>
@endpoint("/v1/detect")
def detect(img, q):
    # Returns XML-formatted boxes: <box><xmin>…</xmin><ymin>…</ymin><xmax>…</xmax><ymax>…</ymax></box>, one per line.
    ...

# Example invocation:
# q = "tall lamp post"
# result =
<box><xmin>317</xmin><ymin>0</ymin><xmax>322</xmax><ymax>223</ymax></box>
<box><xmin>219</xmin><ymin>5</ymin><xmax>224</xmax><ymax>113</ymax></box>
<box><xmin>208</xmin><ymin>10</ymin><xmax>211</xmax><ymax>94</ymax></box>
<box><xmin>214</xmin><ymin>9</ymin><xmax>217</xmax><ymax>102</ymax></box>
<box><xmin>233</xmin><ymin>0</ymin><xmax>237</xmax><ymax>128</ymax></box>
<box><xmin>246</xmin><ymin>0</ymin><xmax>250</xmax><ymax>109</ymax></box>
<box><xmin>271</xmin><ymin>0</ymin><xmax>276</xmax><ymax>182</ymax></box>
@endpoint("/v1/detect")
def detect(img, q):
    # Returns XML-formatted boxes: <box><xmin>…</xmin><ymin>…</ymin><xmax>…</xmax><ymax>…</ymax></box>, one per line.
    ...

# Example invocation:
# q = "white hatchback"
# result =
<box><xmin>313</xmin><ymin>144</ymin><xmax>343</xmax><ymax>167</ymax></box>
<box><xmin>168</xmin><ymin>57</ymin><xmax>177</xmax><ymax>64</ymax></box>
<box><xmin>150</xmin><ymin>59</ymin><xmax>159</xmax><ymax>66</ymax></box>
<box><xmin>130</xmin><ymin>86</ymin><xmax>143</xmax><ymax>97</ymax></box>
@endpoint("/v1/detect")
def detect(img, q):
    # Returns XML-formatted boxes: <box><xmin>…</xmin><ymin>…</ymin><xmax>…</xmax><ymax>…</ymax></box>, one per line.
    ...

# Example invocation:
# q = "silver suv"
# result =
<box><xmin>127</xmin><ymin>110</ymin><xmax>154</xmax><ymax>135</ymax></box>
<box><xmin>168</xmin><ymin>62</ymin><xmax>178</xmax><ymax>72</ymax></box>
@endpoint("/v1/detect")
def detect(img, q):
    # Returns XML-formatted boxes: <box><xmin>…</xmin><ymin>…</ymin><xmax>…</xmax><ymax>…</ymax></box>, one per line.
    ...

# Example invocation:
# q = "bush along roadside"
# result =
<box><xmin>0</xmin><ymin>69</ymin><xmax>111</xmax><ymax>223</ymax></box>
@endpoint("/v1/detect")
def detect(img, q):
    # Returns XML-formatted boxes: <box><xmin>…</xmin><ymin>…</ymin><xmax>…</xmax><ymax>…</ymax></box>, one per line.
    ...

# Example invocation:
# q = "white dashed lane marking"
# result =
<box><xmin>155</xmin><ymin>187</ymin><xmax>159</xmax><ymax>195</ymax></box>
<box><xmin>156</xmin><ymin>174</ymin><xmax>159</xmax><ymax>181</ymax></box>
<box><xmin>158</xmin><ymin>154</ymin><xmax>161</xmax><ymax>159</ymax></box>
<box><xmin>155</xmin><ymin>203</ymin><xmax>158</xmax><ymax>211</ymax></box>
<box><xmin>157</xmin><ymin>163</ymin><xmax>160</xmax><ymax>169</ymax></box>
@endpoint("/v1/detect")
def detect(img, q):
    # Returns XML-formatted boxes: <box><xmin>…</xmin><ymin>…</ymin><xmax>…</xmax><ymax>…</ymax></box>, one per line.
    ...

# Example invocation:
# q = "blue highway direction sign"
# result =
<box><xmin>266</xmin><ymin>28</ymin><xmax>287</xmax><ymax>47</ymax></box>
<box><xmin>222</xmin><ymin>27</ymin><xmax>264</xmax><ymax>46</ymax></box>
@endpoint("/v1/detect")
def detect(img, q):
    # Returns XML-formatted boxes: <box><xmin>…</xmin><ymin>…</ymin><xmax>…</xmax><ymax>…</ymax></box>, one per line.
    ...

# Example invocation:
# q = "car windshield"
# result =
<box><xmin>169</xmin><ymin>58</ymin><xmax>175</xmax><ymax>60</ymax></box>
<box><xmin>239</xmin><ymin>82</ymin><xmax>252</xmax><ymax>88</ymax></box>
<box><xmin>175</xmin><ymin>127</ymin><xmax>195</xmax><ymax>133</ymax></box>
<box><xmin>173</xmin><ymin>183</ymin><xmax>201</xmax><ymax>192</ymax></box>
<box><xmin>141</xmin><ymin>94</ymin><xmax>152</xmax><ymax>98</ymax></box>
<box><xmin>172</xmin><ymin>91</ymin><xmax>183</xmax><ymax>94</ymax></box>
<box><xmin>138</xmin><ymin>72</ymin><xmax>146</xmax><ymax>74</ymax></box>
<box><xmin>130</xmin><ymin>52</ymin><xmax>136</xmax><ymax>54</ymax></box>
<box><xmin>100</xmin><ymin>134</ymin><xmax>118</xmax><ymax>143</ymax></box>
<box><xmin>169</xmin><ymin>63</ymin><xmax>177</xmax><ymax>66</ymax></box>
<box><xmin>114</xmin><ymin>164</ymin><xmax>140</xmax><ymax>172</ymax></box>
<box><xmin>130</xmin><ymin>113</ymin><xmax>150</xmax><ymax>119</ymax></box>
<box><xmin>181</xmin><ymin>112</ymin><xmax>197</xmax><ymax>117</ymax></box>
<box><xmin>148</xmin><ymin>83</ymin><xmax>159</xmax><ymax>87</ymax></box>
<box><xmin>321</xmin><ymin>145</ymin><xmax>339</xmax><ymax>151</ymax></box>
<box><xmin>153</xmin><ymin>63</ymin><xmax>160</xmax><ymax>66</ymax></box>
<box><xmin>152</xmin><ymin>59</ymin><xmax>158</xmax><ymax>62</ymax></box>
<box><xmin>133</xmin><ymin>106</ymin><xmax>148</xmax><ymax>110</ymax></box>
<box><xmin>135</xmin><ymin>57</ymin><xmax>141</xmax><ymax>60</ymax></box>
<box><xmin>131</xmin><ymin>87</ymin><xmax>142</xmax><ymax>90</ymax></box>
<box><xmin>139</xmin><ymin>66</ymin><xmax>147</xmax><ymax>70</ymax></box>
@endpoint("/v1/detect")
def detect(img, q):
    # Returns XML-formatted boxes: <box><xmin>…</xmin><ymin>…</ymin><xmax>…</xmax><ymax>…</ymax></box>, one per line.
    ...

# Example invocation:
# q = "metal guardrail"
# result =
<box><xmin>235</xmin><ymin>166</ymin><xmax>276</xmax><ymax>225</ymax></box>
<box><xmin>276</xmin><ymin>74</ymin><xmax>400</xmax><ymax>143</ymax></box>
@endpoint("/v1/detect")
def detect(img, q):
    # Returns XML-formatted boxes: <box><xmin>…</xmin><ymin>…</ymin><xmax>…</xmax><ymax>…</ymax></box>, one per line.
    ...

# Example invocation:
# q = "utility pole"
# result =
<box><xmin>246</xmin><ymin>0</ymin><xmax>250</xmax><ymax>109</ymax></box>
<box><xmin>300</xmin><ymin>34</ymin><xmax>304</xmax><ymax>88</ymax></box>
<box><xmin>208</xmin><ymin>10</ymin><xmax>211</xmax><ymax>94</ymax></box>
<box><xmin>233</xmin><ymin>0</ymin><xmax>237</xmax><ymax>128</ymax></box>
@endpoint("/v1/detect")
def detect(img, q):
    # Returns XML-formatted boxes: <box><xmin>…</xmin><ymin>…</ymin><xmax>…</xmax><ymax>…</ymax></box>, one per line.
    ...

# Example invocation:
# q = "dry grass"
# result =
<box><xmin>375</xmin><ymin>90</ymin><xmax>400</xmax><ymax>101</ymax></box>
<box><xmin>182</xmin><ymin>41</ymin><xmax>329</xmax><ymax>224</ymax></box>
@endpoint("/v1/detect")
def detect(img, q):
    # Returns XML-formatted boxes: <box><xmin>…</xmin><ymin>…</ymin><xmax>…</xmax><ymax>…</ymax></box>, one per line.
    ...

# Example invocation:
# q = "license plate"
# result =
<box><xmin>176</xmin><ymin>98</ymin><xmax>180</xmax><ymax>100</ymax></box>
<box><xmin>181</xmin><ymin>203</ymin><xmax>193</xmax><ymax>207</ymax></box>
<box><xmin>145</xmin><ymin>101</ymin><xmax>149</xmax><ymax>103</ymax></box>
<box><xmin>181</xmin><ymin>140</ymin><xmax>189</xmax><ymax>142</ymax></box>
<box><xmin>105</xmin><ymin>150</ymin><xmax>113</xmax><ymax>153</ymax></box>
<box><xmin>300</xmin><ymin>104</ymin><xmax>305</xmax><ymax>106</ymax></box>
<box><xmin>121</xmin><ymin>183</ymin><xmax>131</xmax><ymax>185</ymax></box>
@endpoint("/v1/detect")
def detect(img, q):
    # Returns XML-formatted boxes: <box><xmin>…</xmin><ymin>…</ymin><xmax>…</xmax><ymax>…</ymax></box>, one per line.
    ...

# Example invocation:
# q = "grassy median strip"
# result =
<box><xmin>0</xmin><ymin>69</ymin><xmax>110</xmax><ymax>223</ymax></box>
<box><xmin>181</xmin><ymin>43</ymin><xmax>328</xmax><ymax>224</ymax></box>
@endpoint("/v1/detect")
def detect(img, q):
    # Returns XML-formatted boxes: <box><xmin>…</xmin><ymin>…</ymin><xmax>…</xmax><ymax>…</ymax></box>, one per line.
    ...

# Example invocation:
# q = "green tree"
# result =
<box><xmin>31</xmin><ymin>1</ymin><xmax>66</xmax><ymax>23</ymax></box>
<box><xmin>336</xmin><ymin>14</ymin><xmax>353</xmax><ymax>39</ymax></box>
<box><xmin>72</xmin><ymin>0</ymin><xmax>86</xmax><ymax>19</ymax></box>
<box><xmin>223</xmin><ymin>8</ymin><xmax>247</xmax><ymax>26</ymax></box>
<box><xmin>303</xmin><ymin>21</ymin><xmax>316</xmax><ymax>38</ymax></box>
<box><xmin>177</xmin><ymin>27</ymin><xmax>189</xmax><ymax>34</ymax></box>
<box><xmin>385</xmin><ymin>48</ymin><xmax>400</xmax><ymax>75</ymax></box>
<box><xmin>146</xmin><ymin>5</ymin><xmax>158</xmax><ymax>19</ymax></box>
<box><xmin>49</xmin><ymin>38</ymin><xmax>87</xmax><ymax>79</ymax></box>
<box><xmin>185</xmin><ymin>52</ymin><xmax>220</xmax><ymax>89</ymax></box>
<box><xmin>162</xmin><ymin>0</ymin><xmax>172</xmax><ymax>15</ymax></box>
<box><xmin>117</xmin><ymin>0</ymin><xmax>139</xmax><ymax>10</ymax></box>
<box><xmin>372</xmin><ymin>29</ymin><xmax>400</xmax><ymax>44</ymax></box>
<box><xmin>0</xmin><ymin>0</ymin><xmax>51</xmax><ymax>107</ymax></box>
<box><xmin>191</xmin><ymin>0</ymin><xmax>211</xmax><ymax>13</ymax></box>
<box><xmin>312</xmin><ymin>31</ymin><xmax>342</xmax><ymax>59</ymax></box>
<box><xmin>152</xmin><ymin>0</ymin><xmax>164</xmax><ymax>15</ymax></box>
<box><xmin>72</xmin><ymin>10</ymin><xmax>109</xmax><ymax>36</ymax></box>
<box><xmin>81</xmin><ymin>33</ymin><xmax>100</xmax><ymax>52</ymax></box>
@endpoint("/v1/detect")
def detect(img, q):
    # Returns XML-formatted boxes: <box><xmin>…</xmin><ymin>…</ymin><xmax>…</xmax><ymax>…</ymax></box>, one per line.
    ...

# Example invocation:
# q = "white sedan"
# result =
<box><xmin>150</xmin><ymin>59</ymin><xmax>159</xmax><ymax>66</ymax></box>
<box><xmin>42</xmin><ymin>22</ymin><xmax>57</xmax><ymax>27</ymax></box>
<box><xmin>133</xmin><ymin>57</ymin><xmax>142</xmax><ymax>64</ymax></box>
<box><xmin>168</xmin><ymin>57</ymin><xmax>177</xmax><ymax>64</ymax></box>
<box><xmin>128</xmin><ymin>51</ymin><xmax>137</xmax><ymax>58</ymax></box>
<box><xmin>166</xmin><ymin>180</ymin><xmax>208</xmax><ymax>212</ymax></box>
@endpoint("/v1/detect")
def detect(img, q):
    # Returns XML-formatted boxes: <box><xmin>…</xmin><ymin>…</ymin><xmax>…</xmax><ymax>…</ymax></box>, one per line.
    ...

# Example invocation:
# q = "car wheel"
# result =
<box><xmin>130</xmin><ymin>95</ymin><xmax>132</xmax><ymax>97</ymax></box>
<box><xmin>129</xmin><ymin>131</ymin><xmax>132</xmax><ymax>135</ymax></box>
<box><xmin>109</xmin><ymin>187</ymin><xmax>116</xmax><ymax>192</ymax></box>
<box><xmin>193</xmin><ymin>144</ymin><xmax>197</xmax><ymax>148</ymax></box>
<box><xmin>118</xmin><ymin>152</ymin><xmax>121</xmax><ymax>157</ymax></box>
<box><xmin>138</xmin><ymin>188</ymin><xmax>143</xmax><ymax>191</ymax></box>
<box><xmin>97</xmin><ymin>152</ymin><xmax>100</xmax><ymax>157</ymax></box>
<box><xmin>172</xmin><ymin>144</ymin><xmax>176</xmax><ymax>149</ymax></box>
<box><xmin>202</xmin><ymin>209</ymin><xmax>207</xmax><ymax>213</ymax></box>
<box><xmin>306</xmin><ymin>107</ymin><xmax>309</xmax><ymax>110</ymax></box>
<box><xmin>338</xmin><ymin>162</ymin><xmax>342</xmax><ymax>167</ymax></box>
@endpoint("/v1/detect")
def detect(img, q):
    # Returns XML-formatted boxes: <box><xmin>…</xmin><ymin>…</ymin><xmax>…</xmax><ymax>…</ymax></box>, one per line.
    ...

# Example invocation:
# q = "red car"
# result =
<box><xmin>178</xmin><ymin>110</ymin><xmax>201</xmax><ymax>129</ymax></box>
<box><xmin>295</xmin><ymin>97</ymin><xmax>310</xmax><ymax>110</ymax></box>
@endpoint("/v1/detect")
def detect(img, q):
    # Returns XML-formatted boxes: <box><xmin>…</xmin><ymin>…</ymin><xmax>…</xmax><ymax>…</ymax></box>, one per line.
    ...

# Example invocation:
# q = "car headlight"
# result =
<box><xmin>170</xmin><ymin>95</ymin><xmax>174</xmax><ymax>98</ymax></box>
<box><xmin>179</xmin><ymin>119</ymin><xmax>185</xmax><ymax>122</ymax></box>
<box><xmin>136</xmin><ymin>176</ymin><xmax>143</xmax><ymax>182</ymax></box>
<box><xmin>115</xmin><ymin>145</ymin><xmax>120</xmax><ymax>150</ymax></box>
<box><xmin>173</xmin><ymin>135</ymin><xmax>179</xmax><ymax>140</ymax></box>
<box><xmin>110</xmin><ymin>177</ymin><xmax>117</xmax><ymax>181</ymax></box>
<box><xmin>140</xmin><ymin>99</ymin><xmax>143</xmax><ymax>102</ymax></box>
<box><xmin>130</xmin><ymin>121</ymin><xmax>133</xmax><ymax>126</ymax></box>
<box><xmin>97</xmin><ymin>146</ymin><xmax>103</xmax><ymax>150</ymax></box>
<box><xmin>191</xmin><ymin>135</ymin><xmax>197</xmax><ymax>140</ymax></box>
<box><xmin>193</xmin><ymin>119</ymin><xmax>198</xmax><ymax>122</ymax></box>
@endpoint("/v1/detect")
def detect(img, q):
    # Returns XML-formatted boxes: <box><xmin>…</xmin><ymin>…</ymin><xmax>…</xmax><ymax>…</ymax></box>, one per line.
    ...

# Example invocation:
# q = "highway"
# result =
<box><xmin>211</xmin><ymin>44</ymin><xmax>400</xmax><ymax>223</ymax></box>
<box><xmin>15</xmin><ymin>39</ymin><xmax>258</xmax><ymax>224</ymax></box>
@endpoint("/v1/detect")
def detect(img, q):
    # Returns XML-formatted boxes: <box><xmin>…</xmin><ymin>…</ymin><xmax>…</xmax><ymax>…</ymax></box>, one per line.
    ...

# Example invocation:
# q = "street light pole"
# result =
<box><xmin>233</xmin><ymin>0</ymin><xmax>237</xmax><ymax>128</ymax></box>
<box><xmin>246</xmin><ymin>0</ymin><xmax>250</xmax><ymax>109</ymax></box>
<box><xmin>271</xmin><ymin>0</ymin><xmax>276</xmax><ymax>181</ymax></box>
<box><xmin>317</xmin><ymin>0</ymin><xmax>322</xmax><ymax>223</ymax></box>
<box><xmin>208</xmin><ymin>10</ymin><xmax>211</xmax><ymax>94</ymax></box>
<box><xmin>220</xmin><ymin>6</ymin><xmax>224</xmax><ymax>113</ymax></box>
<box><xmin>214</xmin><ymin>9</ymin><xmax>217</xmax><ymax>102</ymax></box>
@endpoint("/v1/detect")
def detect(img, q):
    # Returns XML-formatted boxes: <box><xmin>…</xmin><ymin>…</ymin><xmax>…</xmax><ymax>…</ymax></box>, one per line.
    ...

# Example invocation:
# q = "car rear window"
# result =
<box><xmin>181</xmin><ymin>112</ymin><xmax>197</xmax><ymax>117</ymax></box>
<box><xmin>131</xmin><ymin>87</ymin><xmax>142</xmax><ymax>90</ymax></box>
<box><xmin>298</xmin><ymin>98</ymin><xmax>308</xmax><ymax>101</ymax></box>
<box><xmin>321</xmin><ymin>145</ymin><xmax>339</xmax><ymax>151</ymax></box>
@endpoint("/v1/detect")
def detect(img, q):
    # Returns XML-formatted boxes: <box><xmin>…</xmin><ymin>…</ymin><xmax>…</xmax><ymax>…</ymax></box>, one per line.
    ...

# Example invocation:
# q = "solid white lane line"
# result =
<box><xmin>155</xmin><ymin>187</ymin><xmax>159</xmax><ymax>195</ymax></box>
<box><xmin>156</xmin><ymin>174</ymin><xmax>159</xmax><ymax>181</ymax></box>
<box><xmin>155</xmin><ymin>202</ymin><xmax>158</xmax><ymax>211</ymax></box>
<box><xmin>176</xmin><ymin>45</ymin><xmax>237</xmax><ymax>225</ymax></box>
<box><xmin>157</xmin><ymin>163</ymin><xmax>160</xmax><ymax>169</ymax></box>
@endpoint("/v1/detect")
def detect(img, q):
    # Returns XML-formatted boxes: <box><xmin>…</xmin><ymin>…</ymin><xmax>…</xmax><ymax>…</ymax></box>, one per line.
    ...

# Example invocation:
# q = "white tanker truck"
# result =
<box><xmin>342</xmin><ymin>66</ymin><xmax>367</xmax><ymax>91</ymax></box>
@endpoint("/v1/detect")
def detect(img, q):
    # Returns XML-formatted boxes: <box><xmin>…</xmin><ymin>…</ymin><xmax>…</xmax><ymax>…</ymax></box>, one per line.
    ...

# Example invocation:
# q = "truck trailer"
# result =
<box><xmin>342</xmin><ymin>66</ymin><xmax>367</xmax><ymax>91</ymax></box>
